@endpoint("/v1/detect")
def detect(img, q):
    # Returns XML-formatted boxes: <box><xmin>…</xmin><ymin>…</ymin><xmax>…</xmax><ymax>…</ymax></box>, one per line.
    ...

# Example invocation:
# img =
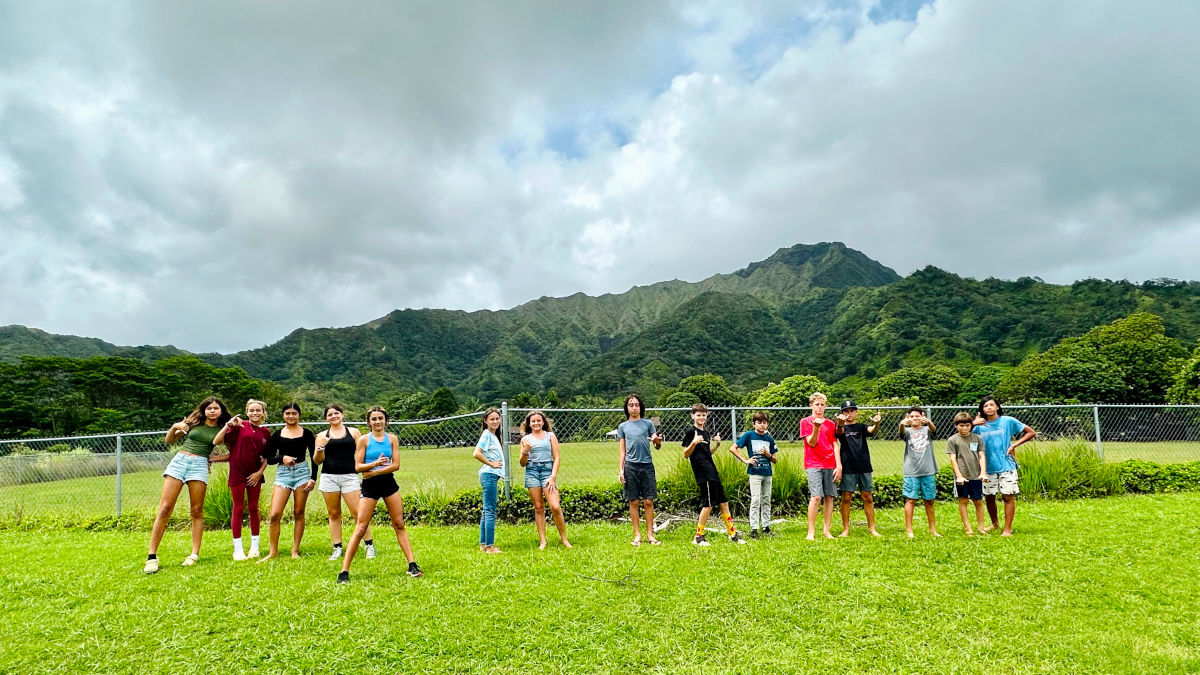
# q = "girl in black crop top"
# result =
<box><xmin>315</xmin><ymin>404</ymin><xmax>373</xmax><ymax>559</ymax></box>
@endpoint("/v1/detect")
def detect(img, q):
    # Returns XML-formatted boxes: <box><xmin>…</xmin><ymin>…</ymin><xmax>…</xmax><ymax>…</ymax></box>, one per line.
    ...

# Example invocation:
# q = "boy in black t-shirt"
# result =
<box><xmin>683</xmin><ymin>403</ymin><xmax>746</xmax><ymax>546</ymax></box>
<box><xmin>834</xmin><ymin>400</ymin><xmax>883</xmax><ymax>538</ymax></box>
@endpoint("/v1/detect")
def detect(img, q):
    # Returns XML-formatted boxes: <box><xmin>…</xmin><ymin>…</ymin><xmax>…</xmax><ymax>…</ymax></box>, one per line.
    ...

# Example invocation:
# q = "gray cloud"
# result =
<box><xmin>1</xmin><ymin>0</ymin><xmax>1198</xmax><ymax>352</ymax></box>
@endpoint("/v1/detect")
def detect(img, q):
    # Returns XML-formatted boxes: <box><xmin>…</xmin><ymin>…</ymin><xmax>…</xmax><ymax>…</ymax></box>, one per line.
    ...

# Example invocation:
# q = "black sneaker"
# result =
<box><xmin>336</xmin><ymin>571</ymin><xmax>349</xmax><ymax>584</ymax></box>
<box><xmin>750</xmin><ymin>529</ymin><xmax>760</xmax><ymax>539</ymax></box>
<box><xmin>763</xmin><ymin>527</ymin><xmax>774</xmax><ymax>537</ymax></box>
<box><xmin>407</xmin><ymin>561</ymin><xmax>423</xmax><ymax>578</ymax></box>
<box><xmin>729</xmin><ymin>533</ymin><xmax>747</xmax><ymax>545</ymax></box>
<box><xmin>693</xmin><ymin>534</ymin><xmax>711</xmax><ymax>547</ymax></box>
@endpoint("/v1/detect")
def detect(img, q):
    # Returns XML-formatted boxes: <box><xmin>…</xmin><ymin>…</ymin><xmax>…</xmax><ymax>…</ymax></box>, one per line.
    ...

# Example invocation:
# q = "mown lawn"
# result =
<box><xmin>1</xmin><ymin>493</ymin><xmax>1198</xmax><ymax>673</ymax></box>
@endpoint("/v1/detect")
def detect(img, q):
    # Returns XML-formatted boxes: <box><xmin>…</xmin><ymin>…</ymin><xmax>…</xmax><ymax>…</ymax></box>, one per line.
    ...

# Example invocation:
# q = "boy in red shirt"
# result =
<box><xmin>801</xmin><ymin>392</ymin><xmax>841</xmax><ymax>540</ymax></box>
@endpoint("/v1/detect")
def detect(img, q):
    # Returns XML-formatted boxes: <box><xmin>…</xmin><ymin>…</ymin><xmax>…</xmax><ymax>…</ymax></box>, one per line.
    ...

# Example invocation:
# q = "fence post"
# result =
<box><xmin>115</xmin><ymin>434</ymin><xmax>123</xmax><ymax>516</ymax></box>
<box><xmin>730</xmin><ymin>407</ymin><xmax>738</xmax><ymax>442</ymax></box>
<box><xmin>1092</xmin><ymin>405</ymin><xmax>1103</xmax><ymax>461</ymax></box>
<box><xmin>500</xmin><ymin>401</ymin><xmax>512</xmax><ymax>500</ymax></box>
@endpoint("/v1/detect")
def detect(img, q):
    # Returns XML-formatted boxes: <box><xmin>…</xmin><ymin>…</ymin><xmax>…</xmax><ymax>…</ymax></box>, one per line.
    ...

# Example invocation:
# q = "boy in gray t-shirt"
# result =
<box><xmin>616</xmin><ymin>394</ymin><xmax>663</xmax><ymax>546</ymax></box>
<box><xmin>946</xmin><ymin>412</ymin><xmax>988</xmax><ymax>534</ymax></box>
<box><xmin>900</xmin><ymin>406</ymin><xmax>940</xmax><ymax>539</ymax></box>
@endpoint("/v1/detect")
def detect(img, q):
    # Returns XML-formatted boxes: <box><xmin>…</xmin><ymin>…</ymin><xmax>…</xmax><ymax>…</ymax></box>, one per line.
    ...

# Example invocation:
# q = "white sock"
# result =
<box><xmin>250</xmin><ymin>535</ymin><xmax>260</xmax><ymax>549</ymax></box>
<box><xmin>233</xmin><ymin>537</ymin><xmax>244</xmax><ymax>555</ymax></box>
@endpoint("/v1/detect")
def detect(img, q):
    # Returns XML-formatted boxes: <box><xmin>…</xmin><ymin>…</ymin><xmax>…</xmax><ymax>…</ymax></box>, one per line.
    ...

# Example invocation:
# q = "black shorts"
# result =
<box><xmin>955</xmin><ymin>479</ymin><xmax>983</xmax><ymax>501</ymax></box>
<box><xmin>622</xmin><ymin>462</ymin><xmax>657</xmax><ymax>501</ymax></box>
<box><xmin>361</xmin><ymin>474</ymin><xmax>399</xmax><ymax>501</ymax></box>
<box><xmin>696</xmin><ymin>478</ymin><xmax>727</xmax><ymax>508</ymax></box>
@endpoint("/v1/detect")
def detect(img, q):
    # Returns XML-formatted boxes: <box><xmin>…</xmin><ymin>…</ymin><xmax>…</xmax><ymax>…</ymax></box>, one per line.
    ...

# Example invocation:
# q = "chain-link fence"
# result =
<box><xmin>2</xmin><ymin>405</ymin><xmax>1198</xmax><ymax>522</ymax></box>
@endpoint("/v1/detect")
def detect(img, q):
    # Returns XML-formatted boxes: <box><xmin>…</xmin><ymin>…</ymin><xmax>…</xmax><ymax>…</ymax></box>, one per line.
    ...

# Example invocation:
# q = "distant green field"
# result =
<box><xmin>1</xmin><ymin>439</ymin><xmax>1198</xmax><ymax>522</ymax></box>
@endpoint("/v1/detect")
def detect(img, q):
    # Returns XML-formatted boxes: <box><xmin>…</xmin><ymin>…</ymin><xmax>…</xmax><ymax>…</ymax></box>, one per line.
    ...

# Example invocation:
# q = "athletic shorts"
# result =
<box><xmin>696</xmin><ymin>478</ymin><xmax>727</xmax><ymax>508</ymax></box>
<box><xmin>840</xmin><ymin>472</ymin><xmax>874</xmax><ymax>494</ymax></box>
<box><xmin>361</xmin><ymin>474</ymin><xmax>400</xmax><ymax>501</ymax></box>
<box><xmin>806</xmin><ymin>468</ymin><xmax>836</xmax><ymax>498</ymax></box>
<box><xmin>524</xmin><ymin>461</ymin><xmax>553</xmax><ymax>489</ymax></box>
<box><xmin>983</xmin><ymin>470</ymin><xmax>1020</xmax><ymax>496</ymax></box>
<box><xmin>955</xmin><ymin>479</ymin><xmax>984</xmax><ymax>501</ymax></box>
<box><xmin>274</xmin><ymin>462</ymin><xmax>312</xmax><ymax>490</ymax></box>
<box><xmin>163</xmin><ymin>452</ymin><xmax>208</xmax><ymax>484</ymax></box>
<box><xmin>319</xmin><ymin>472</ymin><xmax>361</xmax><ymax>494</ymax></box>
<box><xmin>622</xmin><ymin>462</ymin><xmax>657</xmax><ymax>501</ymax></box>
<box><xmin>903</xmin><ymin>475</ymin><xmax>937</xmax><ymax>501</ymax></box>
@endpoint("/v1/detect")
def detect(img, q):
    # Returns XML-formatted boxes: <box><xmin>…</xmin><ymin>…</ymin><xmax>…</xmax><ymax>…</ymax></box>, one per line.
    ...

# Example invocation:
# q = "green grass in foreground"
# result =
<box><xmin>3</xmin><ymin>439</ymin><xmax>1198</xmax><ymax>521</ymax></box>
<box><xmin>1</xmin><ymin>493</ymin><xmax>1198</xmax><ymax>673</ymax></box>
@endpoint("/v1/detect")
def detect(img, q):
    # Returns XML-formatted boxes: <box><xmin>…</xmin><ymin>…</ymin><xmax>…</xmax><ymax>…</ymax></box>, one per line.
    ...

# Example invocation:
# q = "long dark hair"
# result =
<box><xmin>521</xmin><ymin>410</ymin><xmax>552</xmax><ymax>435</ymax></box>
<box><xmin>623</xmin><ymin>394</ymin><xmax>646</xmax><ymax>420</ymax></box>
<box><xmin>977</xmin><ymin>397</ymin><xmax>1005</xmax><ymax>419</ymax></box>
<box><xmin>182</xmin><ymin>396</ymin><xmax>232</xmax><ymax>428</ymax></box>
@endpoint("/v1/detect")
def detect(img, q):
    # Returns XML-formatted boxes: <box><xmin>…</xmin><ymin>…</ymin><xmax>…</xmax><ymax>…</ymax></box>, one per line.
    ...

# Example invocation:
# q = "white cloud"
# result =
<box><xmin>1</xmin><ymin>0</ymin><xmax>1198</xmax><ymax>352</ymax></box>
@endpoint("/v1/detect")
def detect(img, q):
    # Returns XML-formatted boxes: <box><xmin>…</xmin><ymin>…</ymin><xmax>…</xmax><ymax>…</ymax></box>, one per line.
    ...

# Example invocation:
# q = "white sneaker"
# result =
<box><xmin>233</xmin><ymin>551</ymin><xmax>247</xmax><ymax>562</ymax></box>
<box><xmin>365</xmin><ymin>543</ymin><xmax>377</xmax><ymax>559</ymax></box>
<box><xmin>247</xmin><ymin>548</ymin><xmax>260</xmax><ymax>559</ymax></box>
<box><xmin>143</xmin><ymin>558</ymin><xmax>159</xmax><ymax>574</ymax></box>
<box><xmin>181</xmin><ymin>554</ymin><xmax>198</xmax><ymax>567</ymax></box>
<box><xmin>328</xmin><ymin>547</ymin><xmax>344</xmax><ymax>561</ymax></box>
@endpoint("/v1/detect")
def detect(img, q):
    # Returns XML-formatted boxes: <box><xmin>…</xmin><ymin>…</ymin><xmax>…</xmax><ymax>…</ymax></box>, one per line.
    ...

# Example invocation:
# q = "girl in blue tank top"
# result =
<box><xmin>519</xmin><ymin>411</ymin><xmax>571</xmax><ymax>550</ymax></box>
<box><xmin>337</xmin><ymin>406</ymin><xmax>422</xmax><ymax>584</ymax></box>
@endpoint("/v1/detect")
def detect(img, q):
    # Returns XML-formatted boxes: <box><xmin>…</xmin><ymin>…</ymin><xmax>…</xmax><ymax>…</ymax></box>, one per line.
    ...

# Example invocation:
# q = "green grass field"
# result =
<box><xmin>1</xmin><ymin>492</ymin><xmax>1197</xmax><ymax>673</ymax></box>
<box><xmin>2</xmin><ymin>439</ymin><xmax>1199</xmax><ymax>521</ymax></box>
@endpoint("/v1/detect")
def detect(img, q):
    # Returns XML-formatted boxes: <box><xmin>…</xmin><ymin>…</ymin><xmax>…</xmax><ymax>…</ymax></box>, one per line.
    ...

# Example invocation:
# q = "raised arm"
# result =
<box><xmin>164</xmin><ymin>420</ymin><xmax>190</xmax><ymax>445</ymax></box>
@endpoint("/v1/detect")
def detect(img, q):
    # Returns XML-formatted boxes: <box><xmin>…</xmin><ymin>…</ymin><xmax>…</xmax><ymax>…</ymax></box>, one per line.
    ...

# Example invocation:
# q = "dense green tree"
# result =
<box><xmin>661</xmin><ymin>391</ymin><xmax>701</xmax><ymax>409</ymax></box>
<box><xmin>423</xmin><ymin>387</ymin><xmax>459</xmax><ymax>418</ymax></box>
<box><xmin>677</xmin><ymin>374</ymin><xmax>739</xmax><ymax>407</ymax></box>
<box><xmin>954</xmin><ymin>366</ymin><xmax>1006</xmax><ymax>405</ymax></box>
<box><xmin>1167</xmin><ymin>341</ymin><xmax>1200</xmax><ymax>404</ymax></box>
<box><xmin>998</xmin><ymin>313</ymin><xmax>1185</xmax><ymax>403</ymax></box>
<box><xmin>747</xmin><ymin>375</ymin><xmax>830</xmax><ymax>408</ymax></box>
<box><xmin>870</xmin><ymin>365</ymin><xmax>964</xmax><ymax>403</ymax></box>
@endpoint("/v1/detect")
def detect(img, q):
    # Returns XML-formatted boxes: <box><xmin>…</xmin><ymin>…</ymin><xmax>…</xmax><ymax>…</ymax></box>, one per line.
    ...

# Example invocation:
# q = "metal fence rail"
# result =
<box><xmin>1</xmin><ymin>404</ymin><xmax>1198</xmax><ymax>521</ymax></box>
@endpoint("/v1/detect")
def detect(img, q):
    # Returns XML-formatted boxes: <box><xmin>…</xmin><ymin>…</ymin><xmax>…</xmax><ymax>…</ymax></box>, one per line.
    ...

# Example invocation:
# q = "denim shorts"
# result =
<box><xmin>840</xmin><ymin>472</ymin><xmax>874</xmax><ymax>494</ymax></box>
<box><xmin>319</xmin><ymin>472</ymin><xmax>360</xmax><ymax>494</ymax></box>
<box><xmin>524</xmin><ymin>461</ymin><xmax>553</xmax><ymax>489</ymax></box>
<box><xmin>275</xmin><ymin>462</ymin><xmax>312</xmax><ymax>490</ymax></box>
<box><xmin>163</xmin><ymin>452</ymin><xmax>208</xmax><ymax>484</ymax></box>
<box><xmin>903</xmin><ymin>475</ymin><xmax>938</xmax><ymax>501</ymax></box>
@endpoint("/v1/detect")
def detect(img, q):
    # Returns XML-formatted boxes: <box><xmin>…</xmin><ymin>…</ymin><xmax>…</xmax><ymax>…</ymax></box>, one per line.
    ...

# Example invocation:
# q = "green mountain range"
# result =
<box><xmin>4</xmin><ymin>242</ymin><xmax>1200</xmax><ymax>403</ymax></box>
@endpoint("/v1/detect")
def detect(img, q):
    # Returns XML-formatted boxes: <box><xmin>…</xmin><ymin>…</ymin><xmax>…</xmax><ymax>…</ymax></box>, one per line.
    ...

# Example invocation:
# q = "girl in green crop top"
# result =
<box><xmin>144</xmin><ymin>396</ymin><xmax>232</xmax><ymax>573</ymax></box>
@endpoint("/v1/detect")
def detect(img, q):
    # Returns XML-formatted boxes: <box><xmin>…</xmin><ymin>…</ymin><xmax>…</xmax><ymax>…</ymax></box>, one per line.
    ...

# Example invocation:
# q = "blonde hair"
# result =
<box><xmin>244</xmin><ymin>399</ymin><xmax>267</xmax><ymax>420</ymax></box>
<box><xmin>809</xmin><ymin>391</ymin><xmax>828</xmax><ymax>404</ymax></box>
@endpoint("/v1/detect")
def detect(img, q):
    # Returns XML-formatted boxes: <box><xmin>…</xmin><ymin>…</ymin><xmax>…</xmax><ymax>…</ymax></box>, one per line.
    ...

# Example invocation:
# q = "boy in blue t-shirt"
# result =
<box><xmin>973</xmin><ymin>397</ymin><xmax>1036</xmax><ymax>537</ymax></box>
<box><xmin>730</xmin><ymin>411</ymin><xmax>779</xmax><ymax>538</ymax></box>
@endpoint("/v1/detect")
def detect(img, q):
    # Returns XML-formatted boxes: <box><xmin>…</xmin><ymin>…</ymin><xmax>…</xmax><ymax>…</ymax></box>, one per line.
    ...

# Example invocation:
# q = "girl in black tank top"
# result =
<box><xmin>316</xmin><ymin>404</ymin><xmax>372</xmax><ymax>560</ymax></box>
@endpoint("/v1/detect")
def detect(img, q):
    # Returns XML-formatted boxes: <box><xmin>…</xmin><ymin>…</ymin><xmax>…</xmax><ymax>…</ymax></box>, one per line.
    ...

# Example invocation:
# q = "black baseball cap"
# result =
<box><xmin>840</xmin><ymin>400</ymin><xmax>858</xmax><ymax>411</ymax></box>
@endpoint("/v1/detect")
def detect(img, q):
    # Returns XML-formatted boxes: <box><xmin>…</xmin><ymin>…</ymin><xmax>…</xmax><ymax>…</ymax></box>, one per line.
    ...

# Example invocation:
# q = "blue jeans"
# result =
<box><xmin>479</xmin><ymin>471</ymin><xmax>500</xmax><ymax>546</ymax></box>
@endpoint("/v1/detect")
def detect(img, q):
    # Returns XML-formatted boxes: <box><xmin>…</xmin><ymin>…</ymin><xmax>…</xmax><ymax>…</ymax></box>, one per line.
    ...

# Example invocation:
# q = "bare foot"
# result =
<box><xmin>538</xmin><ymin>541</ymin><xmax>548</xmax><ymax>550</ymax></box>
<box><xmin>561</xmin><ymin>540</ymin><xmax>573</xmax><ymax>549</ymax></box>
<box><xmin>630</xmin><ymin>538</ymin><xmax>641</xmax><ymax>547</ymax></box>
<box><xmin>823</xmin><ymin>531</ymin><xmax>834</xmax><ymax>539</ymax></box>
<box><xmin>930</xmin><ymin>530</ymin><xmax>942</xmax><ymax>538</ymax></box>
<box><xmin>980</xmin><ymin>524</ymin><xmax>995</xmax><ymax>534</ymax></box>
<box><xmin>485</xmin><ymin>546</ymin><xmax>503</xmax><ymax>554</ymax></box>
<box><xmin>1000</xmin><ymin>530</ymin><xmax>1013</xmax><ymax>537</ymax></box>
<box><xmin>805</xmin><ymin>533</ymin><xmax>816</xmax><ymax>541</ymax></box>
<box><xmin>964</xmin><ymin>529</ymin><xmax>974</xmax><ymax>536</ymax></box>
<box><xmin>905</xmin><ymin>531</ymin><xmax>915</xmax><ymax>539</ymax></box>
<box><xmin>291</xmin><ymin>552</ymin><xmax>301</xmax><ymax>559</ymax></box>
<box><xmin>257</xmin><ymin>555</ymin><xmax>277</xmax><ymax>564</ymax></box>
<box><xmin>868</xmin><ymin>529</ymin><xmax>882</xmax><ymax>538</ymax></box>
<box><xmin>838</xmin><ymin>530</ymin><xmax>850</xmax><ymax>538</ymax></box>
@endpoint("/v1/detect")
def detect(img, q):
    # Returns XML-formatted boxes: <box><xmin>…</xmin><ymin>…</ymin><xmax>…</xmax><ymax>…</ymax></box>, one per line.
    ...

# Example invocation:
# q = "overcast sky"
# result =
<box><xmin>2</xmin><ymin>0</ymin><xmax>1198</xmax><ymax>353</ymax></box>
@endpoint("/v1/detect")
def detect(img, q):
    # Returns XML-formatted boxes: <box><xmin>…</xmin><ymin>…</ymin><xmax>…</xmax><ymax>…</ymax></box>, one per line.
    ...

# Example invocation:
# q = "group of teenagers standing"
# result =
<box><xmin>142</xmin><ymin>391</ymin><xmax>1036</xmax><ymax>582</ymax></box>
<box><xmin>143</xmin><ymin>398</ymin><xmax>421</xmax><ymax>583</ymax></box>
